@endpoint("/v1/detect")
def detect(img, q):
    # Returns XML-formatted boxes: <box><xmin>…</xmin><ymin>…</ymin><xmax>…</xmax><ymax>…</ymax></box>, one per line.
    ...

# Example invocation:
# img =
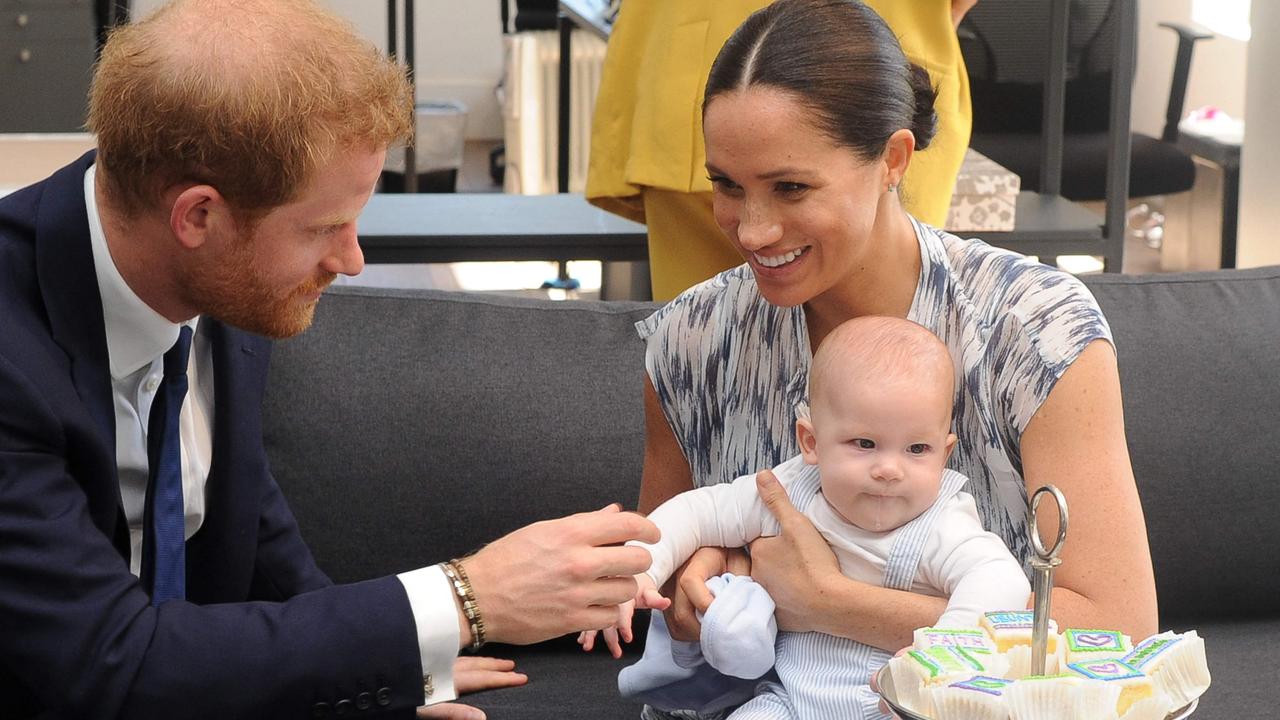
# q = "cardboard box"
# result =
<box><xmin>946</xmin><ymin>149</ymin><xmax>1021</xmax><ymax>232</ymax></box>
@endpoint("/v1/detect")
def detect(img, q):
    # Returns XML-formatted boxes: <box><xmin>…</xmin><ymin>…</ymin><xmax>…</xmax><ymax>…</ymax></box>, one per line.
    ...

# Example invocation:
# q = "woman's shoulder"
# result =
<box><xmin>935</xmin><ymin>230</ymin><xmax>1107</xmax><ymax>327</ymax></box>
<box><xmin>931</xmin><ymin>228</ymin><xmax>1112</xmax><ymax>373</ymax></box>
<box><xmin>636</xmin><ymin>264</ymin><xmax>767</xmax><ymax>342</ymax></box>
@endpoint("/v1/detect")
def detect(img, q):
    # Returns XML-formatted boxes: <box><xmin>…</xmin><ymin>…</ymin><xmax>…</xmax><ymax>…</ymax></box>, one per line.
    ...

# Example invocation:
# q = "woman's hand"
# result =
<box><xmin>747</xmin><ymin>469</ymin><xmax>841</xmax><ymax>633</ymax></box>
<box><xmin>662</xmin><ymin>546</ymin><xmax>751</xmax><ymax>642</ymax></box>
<box><xmin>951</xmin><ymin>0</ymin><xmax>978</xmax><ymax>28</ymax></box>
<box><xmin>869</xmin><ymin>648</ymin><xmax>910</xmax><ymax>719</ymax></box>
<box><xmin>415</xmin><ymin>657</ymin><xmax>528</xmax><ymax>720</ymax></box>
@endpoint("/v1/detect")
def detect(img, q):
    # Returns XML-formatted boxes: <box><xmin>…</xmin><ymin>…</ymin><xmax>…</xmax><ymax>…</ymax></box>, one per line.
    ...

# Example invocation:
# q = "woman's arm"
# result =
<box><xmin>638</xmin><ymin>374</ymin><xmax>752</xmax><ymax>641</ymax></box>
<box><xmin>1018</xmin><ymin>339</ymin><xmax>1159</xmax><ymax>638</ymax></box>
<box><xmin>639</xmin><ymin>374</ymin><xmax>695</xmax><ymax>514</ymax></box>
<box><xmin>750</xmin><ymin>471</ymin><xmax>948</xmax><ymax>652</ymax></box>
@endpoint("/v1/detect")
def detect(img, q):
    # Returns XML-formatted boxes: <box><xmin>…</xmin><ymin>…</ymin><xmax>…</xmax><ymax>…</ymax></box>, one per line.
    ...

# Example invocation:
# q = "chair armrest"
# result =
<box><xmin>1158</xmin><ymin>21</ymin><xmax>1215</xmax><ymax>143</ymax></box>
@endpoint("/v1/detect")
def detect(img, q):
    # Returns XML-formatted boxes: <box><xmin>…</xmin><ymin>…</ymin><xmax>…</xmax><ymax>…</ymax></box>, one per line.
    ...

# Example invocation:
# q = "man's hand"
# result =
<box><xmin>417</xmin><ymin>703</ymin><xmax>485</xmax><ymax>720</ymax></box>
<box><xmin>462</xmin><ymin>504</ymin><xmax>660</xmax><ymax>645</ymax></box>
<box><xmin>662</xmin><ymin>545</ymin><xmax>751</xmax><ymax>642</ymax></box>
<box><xmin>748</xmin><ymin>470</ymin><xmax>840</xmax><ymax>633</ymax></box>
<box><xmin>453</xmin><ymin>656</ymin><xmax>527</xmax><ymax>694</ymax></box>
<box><xmin>414</xmin><ymin>656</ymin><xmax>526</xmax><ymax>720</ymax></box>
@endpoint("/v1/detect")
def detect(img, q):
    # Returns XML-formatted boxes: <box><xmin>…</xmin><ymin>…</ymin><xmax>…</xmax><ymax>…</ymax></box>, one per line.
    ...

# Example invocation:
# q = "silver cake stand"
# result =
<box><xmin>873</xmin><ymin>485</ymin><xmax>1199</xmax><ymax>719</ymax></box>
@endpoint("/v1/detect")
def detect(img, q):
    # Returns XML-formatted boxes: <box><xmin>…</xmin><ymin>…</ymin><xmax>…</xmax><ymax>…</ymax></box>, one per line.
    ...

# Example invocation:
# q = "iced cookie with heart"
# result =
<box><xmin>1062</xmin><ymin>628</ymin><xmax>1133</xmax><ymax>665</ymax></box>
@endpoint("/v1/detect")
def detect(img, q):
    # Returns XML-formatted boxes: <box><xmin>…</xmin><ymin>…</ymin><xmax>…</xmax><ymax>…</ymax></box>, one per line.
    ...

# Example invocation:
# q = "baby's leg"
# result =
<box><xmin>726</xmin><ymin>682</ymin><xmax>794</xmax><ymax>720</ymax></box>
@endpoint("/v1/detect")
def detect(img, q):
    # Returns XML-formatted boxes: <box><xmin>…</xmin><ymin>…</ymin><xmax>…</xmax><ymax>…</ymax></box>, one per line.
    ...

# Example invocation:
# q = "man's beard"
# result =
<box><xmin>181</xmin><ymin>232</ymin><xmax>336</xmax><ymax>339</ymax></box>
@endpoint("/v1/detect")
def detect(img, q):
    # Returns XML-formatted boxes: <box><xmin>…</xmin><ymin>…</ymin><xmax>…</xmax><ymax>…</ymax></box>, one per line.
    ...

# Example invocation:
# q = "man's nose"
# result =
<box><xmin>322</xmin><ymin>225</ymin><xmax>365</xmax><ymax>277</ymax></box>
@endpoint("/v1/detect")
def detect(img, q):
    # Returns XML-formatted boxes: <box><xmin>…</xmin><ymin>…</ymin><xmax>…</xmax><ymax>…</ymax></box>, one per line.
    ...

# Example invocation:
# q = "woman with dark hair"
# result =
<box><xmin>587</xmin><ymin>0</ymin><xmax>976</xmax><ymax>301</ymax></box>
<box><xmin>633</xmin><ymin>0</ymin><xmax>1157</xmax><ymax>716</ymax></box>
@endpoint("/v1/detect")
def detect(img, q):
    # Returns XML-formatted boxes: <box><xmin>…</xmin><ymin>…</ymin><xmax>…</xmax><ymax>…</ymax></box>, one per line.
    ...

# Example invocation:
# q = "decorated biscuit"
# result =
<box><xmin>1063</xmin><ymin>628</ymin><xmax>1133</xmax><ymax>665</ymax></box>
<box><xmin>1067</xmin><ymin>658</ymin><xmax>1156</xmax><ymax>715</ymax></box>
<box><xmin>928</xmin><ymin>675</ymin><xmax>1013</xmax><ymax>720</ymax></box>
<box><xmin>1122</xmin><ymin>631</ymin><xmax>1211</xmax><ymax>707</ymax></box>
<box><xmin>1004</xmin><ymin>674</ymin><xmax>1121</xmax><ymax>720</ymax></box>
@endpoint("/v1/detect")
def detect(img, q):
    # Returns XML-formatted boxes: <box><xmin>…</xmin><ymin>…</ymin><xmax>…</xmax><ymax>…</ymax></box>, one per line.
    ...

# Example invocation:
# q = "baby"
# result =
<box><xmin>583</xmin><ymin>316</ymin><xmax>1031</xmax><ymax>719</ymax></box>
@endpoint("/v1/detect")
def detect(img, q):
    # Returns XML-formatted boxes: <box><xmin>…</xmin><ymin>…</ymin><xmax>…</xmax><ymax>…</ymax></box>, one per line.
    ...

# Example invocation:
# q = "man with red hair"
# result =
<box><xmin>0</xmin><ymin>1</ymin><xmax>657</xmax><ymax>717</ymax></box>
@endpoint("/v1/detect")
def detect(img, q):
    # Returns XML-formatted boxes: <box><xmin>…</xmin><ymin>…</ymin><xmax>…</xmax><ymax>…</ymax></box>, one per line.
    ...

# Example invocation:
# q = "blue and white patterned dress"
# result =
<box><xmin>637</xmin><ymin>218</ymin><xmax>1112</xmax><ymax>570</ymax></box>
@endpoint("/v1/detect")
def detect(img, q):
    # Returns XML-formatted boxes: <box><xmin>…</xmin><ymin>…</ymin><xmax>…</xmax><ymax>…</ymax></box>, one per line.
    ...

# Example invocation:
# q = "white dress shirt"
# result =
<box><xmin>84</xmin><ymin>166</ymin><xmax>459</xmax><ymax>704</ymax></box>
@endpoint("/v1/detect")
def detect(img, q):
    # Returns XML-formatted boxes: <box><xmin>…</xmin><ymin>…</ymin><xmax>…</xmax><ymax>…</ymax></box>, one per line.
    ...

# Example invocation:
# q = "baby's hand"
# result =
<box><xmin>576</xmin><ymin>599</ymin><xmax>635</xmax><ymax>659</ymax></box>
<box><xmin>633</xmin><ymin>572</ymin><xmax>671</xmax><ymax>612</ymax></box>
<box><xmin>575</xmin><ymin>574</ymin><xmax>672</xmax><ymax>658</ymax></box>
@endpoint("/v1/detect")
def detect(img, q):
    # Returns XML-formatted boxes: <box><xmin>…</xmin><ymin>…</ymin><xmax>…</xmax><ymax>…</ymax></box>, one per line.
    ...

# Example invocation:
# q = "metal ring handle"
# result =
<box><xmin>1029</xmin><ymin>485</ymin><xmax>1069</xmax><ymax>560</ymax></box>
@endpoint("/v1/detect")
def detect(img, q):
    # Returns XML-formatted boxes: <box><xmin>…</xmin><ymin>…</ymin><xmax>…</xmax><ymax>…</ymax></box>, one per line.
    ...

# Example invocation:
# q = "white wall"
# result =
<box><xmin>1131</xmin><ymin>0</ymin><xmax>1249</xmax><ymax>137</ymax></box>
<box><xmin>1237</xmin><ymin>2</ymin><xmax>1280</xmax><ymax>267</ymax></box>
<box><xmin>130</xmin><ymin>0</ymin><xmax>504</xmax><ymax>140</ymax></box>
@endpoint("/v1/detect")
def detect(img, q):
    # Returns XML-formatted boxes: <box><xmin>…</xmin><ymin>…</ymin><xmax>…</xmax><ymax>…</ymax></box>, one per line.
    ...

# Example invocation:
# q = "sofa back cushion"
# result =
<box><xmin>264</xmin><ymin>287</ymin><xmax>656</xmax><ymax>584</ymax></box>
<box><xmin>1083</xmin><ymin>266</ymin><xmax>1280</xmax><ymax>624</ymax></box>
<box><xmin>265</xmin><ymin>268</ymin><xmax>1280</xmax><ymax>626</ymax></box>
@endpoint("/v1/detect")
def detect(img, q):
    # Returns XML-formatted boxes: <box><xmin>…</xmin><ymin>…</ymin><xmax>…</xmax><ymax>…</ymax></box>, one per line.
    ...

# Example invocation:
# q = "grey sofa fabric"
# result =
<box><xmin>1084</xmin><ymin>266</ymin><xmax>1280</xmax><ymax>626</ymax></box>
<box><xmin>264</xmin><ymin>270</ymin><xmax>1280</xmax><ymax>719</ymax></box>
<box><xmin>265</xmin><ymin>287</ymin><xmax>654</xmax><ymax>582</ymax></box>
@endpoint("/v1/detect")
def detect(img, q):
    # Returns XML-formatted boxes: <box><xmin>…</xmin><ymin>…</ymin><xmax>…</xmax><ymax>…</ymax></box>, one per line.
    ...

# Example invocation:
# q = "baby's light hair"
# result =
<box><xmin>88</xmin><ymin>0</ymin><xmax>413</xmax><ymax>224</ymax></box>
<box><xmin>808</xmin><ymin>316</ymin><xmax>955</xmax><ymax>418</ymax></box>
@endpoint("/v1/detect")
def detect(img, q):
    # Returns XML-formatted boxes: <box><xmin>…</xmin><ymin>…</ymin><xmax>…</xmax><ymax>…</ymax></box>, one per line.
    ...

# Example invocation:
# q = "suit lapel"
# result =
<box><xmin>186</xmin><ymin>319</ymin><xmax>272</xmax><ymax>601</ymax></box>
<box><xmin>32</xmin><ymin>152</ymin><xmax>129</xmax><ymax>556</ymax></box>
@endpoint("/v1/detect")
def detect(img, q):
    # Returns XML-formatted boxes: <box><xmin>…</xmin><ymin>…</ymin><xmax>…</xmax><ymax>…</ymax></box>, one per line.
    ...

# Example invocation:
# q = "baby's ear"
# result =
<box><xmin>943</xmin><ymin>432</ymin><xmax>958</xmax><ymax>461</ymax></box>
<box><xmin>796</xmin><ymin>418</ymin><xmax>820</xmax><ymax>465</ymax></box>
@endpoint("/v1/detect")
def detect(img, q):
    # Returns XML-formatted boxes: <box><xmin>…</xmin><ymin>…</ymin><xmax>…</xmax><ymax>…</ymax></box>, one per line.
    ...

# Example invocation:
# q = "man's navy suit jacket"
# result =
<box><xmin>0</xmin><ymin>154</ymin><xmax>424</xmax><ymax>719</ymax></box>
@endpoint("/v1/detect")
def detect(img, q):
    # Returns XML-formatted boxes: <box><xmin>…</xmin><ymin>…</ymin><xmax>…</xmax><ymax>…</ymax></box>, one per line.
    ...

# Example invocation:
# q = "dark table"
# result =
<box><xmin>357</xmin><ymin>192</ymin><xmax>647</xmax><ymax>265</ymax></box>
<box><xmin>1176</xmin><ymin>129</ymin><xmax>1241</xmax><ymax>269</ymax></box>
<box><xmin>356</xmin><ymin>191</ymin><xmax>1111</xmax><ymax>267</ymax></box>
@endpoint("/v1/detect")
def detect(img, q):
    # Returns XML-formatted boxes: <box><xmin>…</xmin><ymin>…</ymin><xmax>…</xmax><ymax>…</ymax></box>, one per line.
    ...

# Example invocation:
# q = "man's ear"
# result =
<box><xmin>882</xmin><ymin>128</ymin><xmax>916</xmax><ymax>190</ymax></box>
<box><xmin>796</xmin><ymin>417</ymin><xmax>820</xmax><ymax>466</ymax></box>
<box><xmin>169</xmin><ymin>185</ymin><xmax>227</xmax><ymax>250</ymax></box>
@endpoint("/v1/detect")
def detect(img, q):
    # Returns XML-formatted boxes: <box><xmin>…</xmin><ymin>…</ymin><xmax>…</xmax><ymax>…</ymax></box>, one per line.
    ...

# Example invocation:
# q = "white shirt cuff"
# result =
<box><xmin>397</xmin><ymin>565</ymin><xmax>460</xmax><ymax>706</ymax></box>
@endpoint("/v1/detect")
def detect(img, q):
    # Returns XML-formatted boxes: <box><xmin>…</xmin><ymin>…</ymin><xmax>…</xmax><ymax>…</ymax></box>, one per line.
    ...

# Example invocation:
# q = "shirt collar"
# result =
<box><xmin>85</xmin><ymin>164</ymin><xmax>198</xmax><ymax>379</ymax></box>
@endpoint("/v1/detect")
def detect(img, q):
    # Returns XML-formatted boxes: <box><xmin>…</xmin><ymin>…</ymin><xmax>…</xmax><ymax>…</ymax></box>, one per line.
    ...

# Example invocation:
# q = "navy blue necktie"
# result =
<box><xmin>141</xmin><ymin>325</ymin><xmax>193</xmax><ymax>605</ymax></box>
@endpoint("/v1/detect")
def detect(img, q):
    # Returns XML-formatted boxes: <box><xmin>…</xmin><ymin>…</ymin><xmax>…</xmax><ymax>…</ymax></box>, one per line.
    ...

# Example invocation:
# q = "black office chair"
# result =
<box><xmin>958</xmin><ymin>0</ymin><xmax>1212</xmax><ymax>246</ymax></box>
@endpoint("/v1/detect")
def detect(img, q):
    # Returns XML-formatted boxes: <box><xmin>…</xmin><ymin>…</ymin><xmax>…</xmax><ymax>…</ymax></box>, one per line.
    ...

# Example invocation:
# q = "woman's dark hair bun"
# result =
<box><xmin>907</xmin><ymin>62</ymin><xmax>938</xmax><ymax>151</ymax></box>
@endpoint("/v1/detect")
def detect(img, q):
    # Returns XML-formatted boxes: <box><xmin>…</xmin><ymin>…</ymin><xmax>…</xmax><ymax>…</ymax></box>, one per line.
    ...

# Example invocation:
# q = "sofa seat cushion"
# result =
<box><xmin>467</xmin><ymin>639</ymin><xmax>645</xmax><ymax>720</ymax></box>
<box><xmin>1172</xmin><ymin>617</ymin><xmax>1280</xmax><ymax>719</ymax></box>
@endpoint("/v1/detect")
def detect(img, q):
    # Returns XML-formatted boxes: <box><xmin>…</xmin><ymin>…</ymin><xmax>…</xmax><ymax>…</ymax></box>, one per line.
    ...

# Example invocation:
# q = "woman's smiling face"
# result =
<box><xmin>703</xmin><ymin>85</ymin><xmax>889</xmax><ymax>309</ymax></box>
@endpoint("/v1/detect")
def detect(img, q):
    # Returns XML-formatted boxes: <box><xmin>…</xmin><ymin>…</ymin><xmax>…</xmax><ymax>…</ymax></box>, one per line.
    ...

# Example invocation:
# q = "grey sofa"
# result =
<box><xmin>263</xmin><ymin>266</ymin><xmax>1280</xmax><ymax>719</ymax></box>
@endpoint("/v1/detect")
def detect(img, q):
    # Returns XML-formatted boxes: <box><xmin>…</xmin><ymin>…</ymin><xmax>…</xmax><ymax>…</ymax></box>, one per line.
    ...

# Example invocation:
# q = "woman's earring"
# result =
<box><xmin>887</xmin><ymin>182</ymin><xmax>898</xmax><ymax>193</ymax></box>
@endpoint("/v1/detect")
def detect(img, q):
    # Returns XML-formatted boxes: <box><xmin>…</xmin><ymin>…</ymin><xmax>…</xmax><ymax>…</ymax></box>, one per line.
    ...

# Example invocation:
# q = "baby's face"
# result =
<box><xmin>805</xmin><ymin>376</ymin><xmax>954</xmax><ymax>532</ymax></box>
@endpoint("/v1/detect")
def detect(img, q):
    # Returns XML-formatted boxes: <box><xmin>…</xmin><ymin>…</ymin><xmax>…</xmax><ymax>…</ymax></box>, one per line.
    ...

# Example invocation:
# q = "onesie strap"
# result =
<box><xmin>882</xmin><ymin>469</ymin><xmax>969</xmax><ymax>591</ymax></box>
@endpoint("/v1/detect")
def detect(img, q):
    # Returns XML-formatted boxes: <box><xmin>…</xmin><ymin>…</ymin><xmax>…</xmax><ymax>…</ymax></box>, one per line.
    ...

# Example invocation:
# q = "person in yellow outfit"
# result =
<box><xmin>587</xmin><ymin>0</ymin><xmax>978</xmax><ymax>300</ymax></box>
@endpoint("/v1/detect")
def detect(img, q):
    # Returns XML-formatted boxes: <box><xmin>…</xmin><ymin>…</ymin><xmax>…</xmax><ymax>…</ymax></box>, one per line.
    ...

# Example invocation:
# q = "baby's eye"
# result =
<box><xmin>853</xmin><ymin>438</ymin><xmax>875</xmax><ymax>449</ymax></box>
<box><xmin>907</xmin><ymin>443</ymin><xmax>930</xmax><ymax>455</ymax></box>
